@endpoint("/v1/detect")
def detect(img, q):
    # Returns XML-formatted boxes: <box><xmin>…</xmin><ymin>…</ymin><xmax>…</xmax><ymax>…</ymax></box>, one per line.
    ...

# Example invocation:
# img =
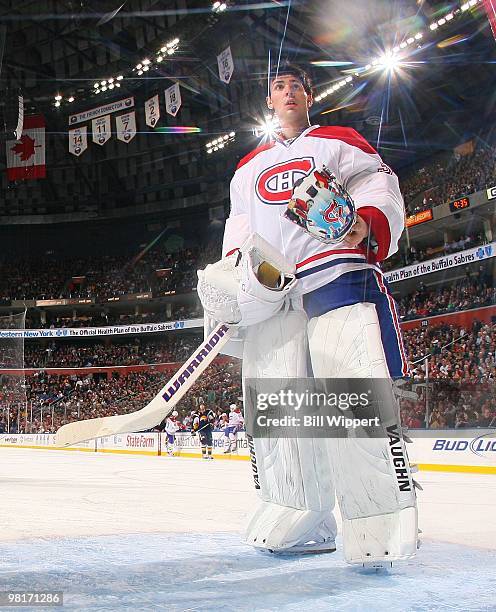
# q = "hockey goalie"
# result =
<box><xmin>196</xmin><ymin>62</ymin><xmax>419</xmax><ymax>567</ymax></box>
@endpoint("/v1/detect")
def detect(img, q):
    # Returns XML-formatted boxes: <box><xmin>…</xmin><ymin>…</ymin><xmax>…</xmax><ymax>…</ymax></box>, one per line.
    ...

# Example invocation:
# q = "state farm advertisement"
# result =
<box><xmin>97</xmin><ymin>433</ymin><xmax>158</xmax><ymax>453</ymax></box>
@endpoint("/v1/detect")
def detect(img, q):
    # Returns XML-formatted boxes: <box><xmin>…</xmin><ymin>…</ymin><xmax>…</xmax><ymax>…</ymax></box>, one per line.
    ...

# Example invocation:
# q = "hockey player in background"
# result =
<box><xmin>164</xmin><ymin>410</ymin><xmax>179</xmax><ymax>456</ymax></box>
<box><xmin>193</xmin><ymin>403</ymin><xmax>215</xmax><ymax>460</ymax></box>
<box><xmin>198</xmin><ymin>62</ymin><xmax>418</xmax><ymax>565</ymax></box>
<box><xmin>223</xmin><ymin>403</ymin><xmax>244</xmax><ymax>454</ymax></box>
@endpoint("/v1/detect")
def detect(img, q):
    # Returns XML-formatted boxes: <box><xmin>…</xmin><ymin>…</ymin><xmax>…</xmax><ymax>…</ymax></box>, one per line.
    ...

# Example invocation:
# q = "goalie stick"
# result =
<box><xmin>55</xmin><ymin>323</ymin><xmax>233</xmax><ymax>447</ymax></box>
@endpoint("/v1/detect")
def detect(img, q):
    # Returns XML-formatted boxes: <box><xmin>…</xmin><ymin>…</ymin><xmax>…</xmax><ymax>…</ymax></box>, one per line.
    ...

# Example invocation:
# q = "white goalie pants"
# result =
<box><xmin>243</xmin><ymin>303</ymin><xmax>418</xmax><ymax>564</ymax></box>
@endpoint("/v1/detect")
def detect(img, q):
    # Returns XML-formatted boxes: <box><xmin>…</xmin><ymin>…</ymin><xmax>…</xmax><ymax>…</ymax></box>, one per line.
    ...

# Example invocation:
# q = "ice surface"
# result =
<box><xmin>1</xmin><ymin>449</ymin><xmax>495</xmax><ymax>611</ymax></box>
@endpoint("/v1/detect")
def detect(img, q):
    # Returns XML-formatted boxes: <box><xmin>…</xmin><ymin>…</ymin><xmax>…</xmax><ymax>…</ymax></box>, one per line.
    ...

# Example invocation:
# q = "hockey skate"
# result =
<box><xmin>267</xmin><ymin>538</ymin><xmax>336</xmax><ymax>555</ymax></box>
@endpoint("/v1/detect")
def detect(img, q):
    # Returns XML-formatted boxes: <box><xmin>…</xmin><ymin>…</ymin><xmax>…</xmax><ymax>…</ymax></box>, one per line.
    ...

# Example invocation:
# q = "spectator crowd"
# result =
<box><xmin>401</xmin><ymin>143</ymin><xmax>496</xmax><ymax>215</ymax></box>
<box><xmin>399</xmin><ymin>276</ymin><xmax>495</xmax><ymax>321</ymax></box>
<box><xmin>1</xmin><ymin>318</ymin><xmax>495</xmax><ymax>433</ymax></box>
<box><xmin>0</xmin><ymin>243</ymin><xmax>220</xmax><ymax>302</ymax></box>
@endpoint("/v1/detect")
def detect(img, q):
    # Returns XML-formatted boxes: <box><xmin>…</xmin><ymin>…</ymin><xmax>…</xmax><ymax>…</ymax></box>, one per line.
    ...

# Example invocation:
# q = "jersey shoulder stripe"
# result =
<box><xmin>305</xmin><ymin>126</ymin><xmax>377</xmax><ymax>155</ymax></box>
<box><xmin>236</xmin><ymin>142</ymin><xmax>276</xmax><ymax>170</ymax></box>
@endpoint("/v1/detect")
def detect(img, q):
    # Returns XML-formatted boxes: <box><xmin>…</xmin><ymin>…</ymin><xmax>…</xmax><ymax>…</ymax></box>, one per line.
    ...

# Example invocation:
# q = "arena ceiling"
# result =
<box><xmin>0</xmin><ymin>0</ymin><xmax>495</xmax><ymax>219</ymax></box>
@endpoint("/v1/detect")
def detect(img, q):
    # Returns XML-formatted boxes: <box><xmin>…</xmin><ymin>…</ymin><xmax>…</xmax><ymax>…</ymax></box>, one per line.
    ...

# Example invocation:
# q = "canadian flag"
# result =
<box><xmin>6</xmin><ymin>115</ymin><xmax>46</xmax><ymax>181</ymax></box>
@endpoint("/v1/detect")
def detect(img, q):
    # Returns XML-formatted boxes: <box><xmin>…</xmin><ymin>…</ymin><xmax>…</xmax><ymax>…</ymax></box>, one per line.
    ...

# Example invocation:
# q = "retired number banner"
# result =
<box><xmin>145</xmin><ymin>94</ymin><xmax>160</xmax><ymax>127</ymax></box>
<box><xmin>115</xmin><ymin>111</ymin><xmax>136</xmax><ymax>143</ymax></box>
<box><xmin>68</xmin><ymin>126</ymin><xmax>88</xmax><ymax>156</ymax></box>
<box><xmin>217</xmin><ymin>46</ymin><xmax>234</xmax><ymax>84</ymax></box>
<box><xmin>92</xmin><ymin>115</ymin><xmax>111</xmax><ymax>145</ymax></box>
<box><xmin>165</xmin><ymin>83</ymin><xmax>181</xmax><ymax>117</ymax></box>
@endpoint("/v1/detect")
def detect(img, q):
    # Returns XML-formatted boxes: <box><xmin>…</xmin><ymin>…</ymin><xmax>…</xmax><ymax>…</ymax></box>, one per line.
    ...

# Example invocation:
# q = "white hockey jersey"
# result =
<box><xmin>228</xmin><ymin>410</ymin><xmax>244</xmax><ymax>429</ymax></box>
<box><xmin>164</xmin><ymin>418</ymin><xmax>179</xmax><ymax>435</ymax></box>
<box><xmin>223</xmin><ymin>125</ymin><xmax>405</xmax><ymax>296</ymax></box>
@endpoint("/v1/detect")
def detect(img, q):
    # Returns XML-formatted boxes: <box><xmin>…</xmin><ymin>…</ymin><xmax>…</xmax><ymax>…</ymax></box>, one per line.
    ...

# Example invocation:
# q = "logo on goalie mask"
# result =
<box><xmin>255</xmin><ymin>157</ymin><xmax>315</xmax><ymax>204</ymax></box>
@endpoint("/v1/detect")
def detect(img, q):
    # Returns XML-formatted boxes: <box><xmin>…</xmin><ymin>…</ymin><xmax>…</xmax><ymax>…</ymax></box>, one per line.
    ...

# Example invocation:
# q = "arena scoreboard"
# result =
<box><xmin>449</xmin><ymin>196</ymin><xmax>470</xmax><ymax>212</ymax></box>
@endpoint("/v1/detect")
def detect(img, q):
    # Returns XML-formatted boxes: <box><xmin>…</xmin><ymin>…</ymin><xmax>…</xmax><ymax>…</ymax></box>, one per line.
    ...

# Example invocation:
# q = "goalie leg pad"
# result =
<box><xmin>308</xmin><ymin>303</ymin><xmax>418</xmax><ymax>564</ymax></box>
<box><xmin>243</xmin><ymin>309</ymin><xmax>336</xmax><ymax>552</ymax></box>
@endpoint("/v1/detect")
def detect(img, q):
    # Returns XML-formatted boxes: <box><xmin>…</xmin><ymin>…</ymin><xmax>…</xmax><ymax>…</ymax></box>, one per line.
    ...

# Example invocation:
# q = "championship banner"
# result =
<box><xmin>385</xmin><ymin>242</ymin><xmax>496</xmax><ymax>284</ymax></box>
<box><xmin>6</xmin><ymin>114</ymin><xmax>46</xmax><ymax>181</ymax></box>
<box><xmin>69</xmin><ymin>97</ymin><xmax>134</xmax><ymax>125</ymax></box>
<box><xmin>217</xmin><ymin>46</ymin><xmax>234</xmax><ymax>84</ymax></box>
<box><xmin>115</xmin><ymin>111</ymin><xmax>136</xmax><ymax>143</ymax></box>
<box><xmin>164</xmin><ymin>83</ymin><xmax>181</xmax><ymax>117</ymax></box>
<box><xmin>92</xmin><ymin>115</ymin><xmax>111</xmax><ymax>146</ymax></box>
<box><xmin>68</xmin><ymin>125</ymin><xmax>88</xmax><ymax>156</ymax></box>
<box><xmin>145</xmin><ymin>94</ymin><xmax>160</xmax><ymax>127</ymax></box>
<box><xmin>0</xmin><ymin>318</ymin><xmax>204</xmax><ymax>339</ymax></box>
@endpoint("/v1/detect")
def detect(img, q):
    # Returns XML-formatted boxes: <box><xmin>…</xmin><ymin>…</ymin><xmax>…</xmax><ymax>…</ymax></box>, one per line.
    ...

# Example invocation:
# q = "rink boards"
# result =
<box><xmin>0</xmin><ymin>429</ymin><xmax>495</xmax><ymax>473</ymax></box>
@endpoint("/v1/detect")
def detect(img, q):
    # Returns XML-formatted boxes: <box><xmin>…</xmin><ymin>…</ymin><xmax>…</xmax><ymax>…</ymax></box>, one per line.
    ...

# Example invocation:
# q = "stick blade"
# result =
<box><xmin>55</xmin><ymin>415</ymin><xmax>127</xmax><ymax>447</ymax></box>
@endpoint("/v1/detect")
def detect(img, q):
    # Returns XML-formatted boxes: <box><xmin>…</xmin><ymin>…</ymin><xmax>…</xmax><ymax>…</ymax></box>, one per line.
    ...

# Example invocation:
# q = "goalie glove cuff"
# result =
<box><xmin>237</xmin><ymin>249</ymin><xmax>297</xmax><ymax>327</ymax></box>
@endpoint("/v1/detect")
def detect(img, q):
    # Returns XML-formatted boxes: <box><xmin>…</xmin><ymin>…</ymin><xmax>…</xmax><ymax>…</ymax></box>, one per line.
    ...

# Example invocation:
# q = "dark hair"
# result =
<box><xmin>269</xmin><ymin>62</ymin><xmax>313</xmax><ymax>96</ymax></box>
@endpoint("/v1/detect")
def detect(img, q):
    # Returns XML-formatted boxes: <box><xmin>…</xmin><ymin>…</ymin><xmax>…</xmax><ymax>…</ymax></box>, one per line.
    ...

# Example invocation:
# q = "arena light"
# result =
<box><xmin>54</xmin><ymin>94</ymin><xmax>62</xmax><ymax>101</ymax></box>
<box><xmin>67</xmin><ymin>96</ymin><xmax>75</xmax><ymax>102</ymax></box>
<box><xmin>54</xmin><ymin>100</ymin><xmax>61</xmax><ymax>107</ymax></box>
<box><xmin>116</xmin><ymin>75</ymin><xmax>123</xmax><ymax>80</ymax></box>
<box><xmin>378</xmin><ymin>52</ymin><xmax>400</xmax><ymax>73</ymax></box>
<box><xmin>312</xmin><ymin>0</ymin><xmax>481</xmax><ymax>103</ymax></box>
<box><xmin>94</xmin><ymin>82</ymin><xmax>99</xmax><ymax>88</ymax></box>
<box><xmin>160</xmin><ymin>38</ymin><xmax>180</xmax><ymax>57</ymax></box>
<box><xmin>206</xmin><ymin>131</ymin><xmax>236</xmax><ymax>154</ymax></box>
<box><xmin>212</xmin><ymin>1</ymin><xmax>227</xmax><ymax>12</ymax></box>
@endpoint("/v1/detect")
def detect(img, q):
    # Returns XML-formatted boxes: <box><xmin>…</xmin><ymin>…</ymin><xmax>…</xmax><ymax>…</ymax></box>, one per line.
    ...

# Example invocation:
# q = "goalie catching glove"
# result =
<box><xmin>197</xmin><ymin>233</ymin><xmax>297</xmax><ymax>328</ymax></box>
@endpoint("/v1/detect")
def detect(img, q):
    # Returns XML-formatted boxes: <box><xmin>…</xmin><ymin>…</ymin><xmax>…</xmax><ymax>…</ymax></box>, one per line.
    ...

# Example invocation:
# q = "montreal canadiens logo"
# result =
<box><xmin>323</xmin><ymin>202</ymin><xmax>343</xmax><ymax>224</ymax></box>
<box><xmin>256</xmin><ymin>157</ymin><xmax>315</xmax><ymax>204</ymax></box>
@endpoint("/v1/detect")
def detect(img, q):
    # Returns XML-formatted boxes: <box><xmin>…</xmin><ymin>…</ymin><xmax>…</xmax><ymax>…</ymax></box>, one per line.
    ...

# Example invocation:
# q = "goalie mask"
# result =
<box><xmin>284</xmin><ymin>166</ymin><xmax>356</xmax><ymax>244</ymax></box>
